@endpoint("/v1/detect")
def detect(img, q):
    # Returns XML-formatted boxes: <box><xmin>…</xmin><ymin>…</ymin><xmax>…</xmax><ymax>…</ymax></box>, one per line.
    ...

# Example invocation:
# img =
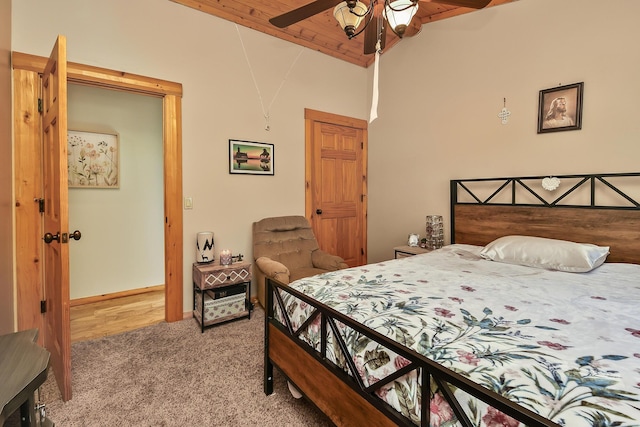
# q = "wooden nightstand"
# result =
<box><xmin>192</xmin><ymin>260</ymin><xmax>252</xmax><ymax>332</ymax></box>
<box><xmin>394</xmin><ymin>245</ymin><xmax>431</xmax><ymax>259</ymax></box>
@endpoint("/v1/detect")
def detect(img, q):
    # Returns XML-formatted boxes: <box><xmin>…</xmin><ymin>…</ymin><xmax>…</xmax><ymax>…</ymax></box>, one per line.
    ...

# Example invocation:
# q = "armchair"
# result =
<box><xmin>253</xmin><ymin>215</ymin><xmax>348</xmax><ymax>308</ymax></box>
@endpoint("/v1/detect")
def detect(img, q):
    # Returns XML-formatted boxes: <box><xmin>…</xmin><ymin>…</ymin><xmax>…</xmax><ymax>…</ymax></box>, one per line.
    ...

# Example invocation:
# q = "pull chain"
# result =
<box><xmin>236</xmin><ymin>24</ymin><xmax>303</xmax><ymax>131</ymax></box>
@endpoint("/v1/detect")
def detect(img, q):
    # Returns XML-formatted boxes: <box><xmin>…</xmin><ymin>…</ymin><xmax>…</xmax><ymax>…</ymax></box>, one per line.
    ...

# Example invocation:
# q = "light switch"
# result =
<box><xmin>184</xmin><ymin>197</ymin><xmax>193</xmax><ymax>210</ymax></box>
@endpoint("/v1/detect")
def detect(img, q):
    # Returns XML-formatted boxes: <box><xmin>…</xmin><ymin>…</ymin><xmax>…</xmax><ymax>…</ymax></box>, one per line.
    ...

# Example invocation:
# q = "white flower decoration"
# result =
<box><xmin>542</xmin><ymin>177</ymin><xmax>561</xmax><ymax>191</ymax></box>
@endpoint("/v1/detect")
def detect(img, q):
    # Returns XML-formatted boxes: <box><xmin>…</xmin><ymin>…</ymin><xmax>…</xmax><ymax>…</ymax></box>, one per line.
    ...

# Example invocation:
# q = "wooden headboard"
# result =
<box><xmin>450</xmin><ymin>173</ymin><xmax>640</xmax><ymax>264</ymax></box>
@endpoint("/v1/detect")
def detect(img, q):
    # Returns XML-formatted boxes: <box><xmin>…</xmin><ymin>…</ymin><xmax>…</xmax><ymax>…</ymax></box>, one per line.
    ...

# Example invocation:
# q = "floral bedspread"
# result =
<box><xmin>278</xmin><ymin>245</ymin><xmax>640</xmax><ymax>427</ymax></box>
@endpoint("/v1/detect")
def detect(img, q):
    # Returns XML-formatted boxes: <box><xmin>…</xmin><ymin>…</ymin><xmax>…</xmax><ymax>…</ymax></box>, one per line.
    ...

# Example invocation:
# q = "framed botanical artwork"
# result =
<box><xmin>229</xmin><ymin>139</ymin><xmax>274</xmax><ymax>175</ymax></box>
<box><xmin>537</xmin><ymin>82</ymin><xmax>584</xmax><ymax>133</ymax></box>
<box><xmin>67</xmin><ymin>130</ymin><xmax>119</xmax><ymax>188</ymax></box>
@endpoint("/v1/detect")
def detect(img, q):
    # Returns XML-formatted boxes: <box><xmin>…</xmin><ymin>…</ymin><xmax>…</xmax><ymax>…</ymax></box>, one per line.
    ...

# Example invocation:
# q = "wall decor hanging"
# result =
<box><xmin>498</xmin><ymin>97</ymin><xmax>511</xmax><ymax>125</ymax></box>
<box><xmin>537</xmin><ymin>82</ymin><xmax>583</xmax><ymax>134</ymax></box>
<box><xmin>229</xmin><ymin>139</ymin><xmax>274</xmax><ymax>175</ymax></box>
<box><xmin>68</xmin><ymin>129</ymin><xmax>119</xmax><ymax>188</ymax></box>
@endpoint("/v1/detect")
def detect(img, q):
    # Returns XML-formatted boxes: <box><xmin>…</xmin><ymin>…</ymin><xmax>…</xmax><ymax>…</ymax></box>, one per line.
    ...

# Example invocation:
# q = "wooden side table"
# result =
<box><xmin>192</xmin><ymin>260</ymin><xmax>252</xmax><ymax>332</ymax></box>
<box><xmin>393</xmin><ymin>245</ymin><xmax>431</xmax><ymax>259</ymax></box>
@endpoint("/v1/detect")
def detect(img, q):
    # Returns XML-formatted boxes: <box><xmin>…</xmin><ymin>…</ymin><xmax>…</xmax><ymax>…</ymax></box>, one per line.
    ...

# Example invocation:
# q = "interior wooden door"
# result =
<box><xmin>305</xmin><ymin>109</ymin><xmax>368</xmax><ymax>267</ymax></box>
<box><xmin>41</xmin><ymin>35</ymin><xmax>73</xmax><ymax>401</ymax></box>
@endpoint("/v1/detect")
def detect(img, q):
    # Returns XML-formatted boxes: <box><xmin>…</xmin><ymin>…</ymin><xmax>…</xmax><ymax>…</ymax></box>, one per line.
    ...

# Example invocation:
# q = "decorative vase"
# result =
<box><xmin>425</xmin><ymin>215</ymin><xmax>444</xmax><ymax>250</ymax></box>
<box><xmin>196</xmin><ymin>232</ymin><xmax>215</xmax><ymax>263</ymax></box>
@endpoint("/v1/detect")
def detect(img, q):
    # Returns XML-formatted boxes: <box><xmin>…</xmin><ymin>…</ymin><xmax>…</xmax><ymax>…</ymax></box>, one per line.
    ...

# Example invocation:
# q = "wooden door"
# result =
<box><xmin>41</xmin><ymin>35</ymin><xmax>73</xmax><ymax>401</ymax></box>
<box><xmin>305</xmin><ymin>109</ymin><xmax>367</xmax><ymax>267</ymax></box>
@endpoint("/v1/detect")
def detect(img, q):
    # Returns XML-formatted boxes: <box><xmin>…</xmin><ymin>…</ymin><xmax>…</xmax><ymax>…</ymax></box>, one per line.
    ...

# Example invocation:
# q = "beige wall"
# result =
<box><xmin>367</xmin><ymin>0</ymin><xmax>640</xmax><ymax>262</ymax></box>
<box><xmin>11</xmin><ymin>0</ymin><xmax>370</xmax><ymax>312</ymax></box>
<box><xmin>11</xmin><ymin>0</ymin><xmax>640</xmax><ymax>315</ymax></box>
<box><xmin>1</xmin><ymin>0</ymin><xmax>13</xmax><ymax>333</ymax></box>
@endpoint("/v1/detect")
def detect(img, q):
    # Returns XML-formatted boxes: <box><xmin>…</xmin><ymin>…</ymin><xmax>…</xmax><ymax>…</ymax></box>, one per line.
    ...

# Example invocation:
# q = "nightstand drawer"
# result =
<box><xmin>193</xmin><ymin>262</ymin><xmax>251</xmax><ymax>290</ymax></box>
<box><xmin>393</xmin><ymin>245</ymin><xmax>431</xmax><ymax>259</ymax></box>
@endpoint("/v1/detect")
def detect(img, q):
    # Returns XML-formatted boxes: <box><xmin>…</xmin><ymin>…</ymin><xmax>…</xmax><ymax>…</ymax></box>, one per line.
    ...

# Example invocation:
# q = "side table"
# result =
<box><xmin>192</xmin><ymin>260</ymin><xmax>252</xmax><ymax>332</ymax></box>
<box><xmin>393</xmin><ymin>245</ymin><xmax>431</xmax><ymax>259</ymax></box>
<box><xmin>0</xmin><ymin>329</ymin><xmax>53</xmax><ymax>427</ymax></box>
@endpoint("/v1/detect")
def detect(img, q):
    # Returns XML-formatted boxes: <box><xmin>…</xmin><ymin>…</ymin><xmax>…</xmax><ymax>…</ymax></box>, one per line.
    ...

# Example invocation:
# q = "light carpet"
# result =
<box><xmin>18</xmin><ymin>308</ymin><xmax>334</xmax><ymax>426</ymax></box>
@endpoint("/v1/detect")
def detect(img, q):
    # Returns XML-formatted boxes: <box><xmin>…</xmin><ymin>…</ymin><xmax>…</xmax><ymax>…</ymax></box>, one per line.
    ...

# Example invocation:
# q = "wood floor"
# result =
<box><xmin>70</xmin><ymin>289</ymin><xmax>165</xmax><ymax>343</ymax></box>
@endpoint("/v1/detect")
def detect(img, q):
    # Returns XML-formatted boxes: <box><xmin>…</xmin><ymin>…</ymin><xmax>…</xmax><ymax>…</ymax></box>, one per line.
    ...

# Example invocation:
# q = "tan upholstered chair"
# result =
<box><xmin>253</xmin><ymin>215</ymin><xmax>348</xmax><ymax>308</ymax></box>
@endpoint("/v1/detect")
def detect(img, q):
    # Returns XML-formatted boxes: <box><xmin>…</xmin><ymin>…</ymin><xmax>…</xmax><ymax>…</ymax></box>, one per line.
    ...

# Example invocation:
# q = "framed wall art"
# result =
<box><xmin>229</xmin><ymin>139</ymin><xmax>274</xmax><ymax>175</ymax></box>
<box><xmin>68</xmin><ymin>130</ymin><xmax>119</xmax><ymax>188</ymax></box>
<box><xmin>537</xmin><ymin>82</ymin><xmax>583</xmax><ymax>133</ymax></box>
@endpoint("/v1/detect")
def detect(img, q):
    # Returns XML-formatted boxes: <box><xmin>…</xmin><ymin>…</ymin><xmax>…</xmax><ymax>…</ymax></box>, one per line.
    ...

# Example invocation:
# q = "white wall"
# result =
<box><xmin>67</xmin><ymin>84</ymin><xmax>164</xmax><ymax>300</ymax></box>
<box><xmin>11</xmin><ymin>0</ymin><xmax>370</xmax><ymax>312</ymax></box>
<box><xmin>14</xmin><ymin>0</ymin><xmax>640</xmax><ymax>312</ymax></box>
<box><xmin>367</xmin><ymin>0</ymin><xmax>640</xmax><ymax>262</ymax></box>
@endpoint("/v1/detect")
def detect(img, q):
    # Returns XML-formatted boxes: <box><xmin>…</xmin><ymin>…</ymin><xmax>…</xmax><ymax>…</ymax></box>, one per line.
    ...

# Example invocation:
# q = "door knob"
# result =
<box><xmin>316</xmin><ymin>209</ymin><xmax>322</xmax><ymax>215</ymax></box>
<box><xmin>43</xmin><ymin>232</ymin><xmax>59</xmax><ymax>244</ymax></box>
<box><xmin>43</xmin><ymin>230</ymin><xmax>82</xmax><ymax>244</ymax></box>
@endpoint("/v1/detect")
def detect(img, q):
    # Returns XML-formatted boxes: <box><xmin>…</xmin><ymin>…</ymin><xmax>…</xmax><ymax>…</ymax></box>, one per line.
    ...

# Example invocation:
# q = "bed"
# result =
<box><xmin>263</xmin><ymin>172</ymin><xmax>640</xmax><ymax>427</ymax></box>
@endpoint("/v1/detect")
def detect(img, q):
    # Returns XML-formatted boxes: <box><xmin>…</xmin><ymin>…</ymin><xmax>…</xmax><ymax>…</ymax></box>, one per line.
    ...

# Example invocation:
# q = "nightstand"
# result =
<box><xmin>394</xmin><ymin>245</ymin><xmax>431</xmax><ymax>259</ymax></box>
<box><xmin>192</xmin><ymin>261</ymin><xmax>252</xmax><ymax>332</ymax></box>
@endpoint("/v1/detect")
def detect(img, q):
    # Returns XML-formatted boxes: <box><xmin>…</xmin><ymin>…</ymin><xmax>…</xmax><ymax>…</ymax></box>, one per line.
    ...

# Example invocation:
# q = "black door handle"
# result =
<box><xmin>43</xmin><ymin>232</ymin><xmax>59</xmax><ymax>244</ymax></box>
<box><xmin>316</xmin><ymin>209</ymin><xmax>322</xmax><ymax>215</ymax></box>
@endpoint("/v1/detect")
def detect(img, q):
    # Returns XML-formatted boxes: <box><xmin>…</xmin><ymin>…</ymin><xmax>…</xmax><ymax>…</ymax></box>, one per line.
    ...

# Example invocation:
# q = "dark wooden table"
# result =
<box><xmin>0</xmin><ymin>329</ymin><xmax>52</xmax><ymax>426</ymax></box>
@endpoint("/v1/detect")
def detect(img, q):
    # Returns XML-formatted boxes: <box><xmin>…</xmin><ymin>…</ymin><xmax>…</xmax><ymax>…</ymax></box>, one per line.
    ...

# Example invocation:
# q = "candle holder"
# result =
<box><xmin>219</xmin><ymin>249</ymin><xmax>233</xmax><ymax>265</ymax></box>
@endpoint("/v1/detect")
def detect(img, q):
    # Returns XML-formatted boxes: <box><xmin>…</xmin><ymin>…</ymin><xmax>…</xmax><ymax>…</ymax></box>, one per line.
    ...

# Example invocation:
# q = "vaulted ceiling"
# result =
<box><xmin>171</xmin><ymin>0</ymin><xmax>514</xmax><ymax>68</ymax></box>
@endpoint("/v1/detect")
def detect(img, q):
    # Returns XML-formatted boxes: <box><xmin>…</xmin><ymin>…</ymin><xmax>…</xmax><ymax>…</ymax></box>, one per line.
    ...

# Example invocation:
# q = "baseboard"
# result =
<box><xmin>70</xmin><ymin>284</ymin><xmax>165</xmax><ymax>307</ymax></box>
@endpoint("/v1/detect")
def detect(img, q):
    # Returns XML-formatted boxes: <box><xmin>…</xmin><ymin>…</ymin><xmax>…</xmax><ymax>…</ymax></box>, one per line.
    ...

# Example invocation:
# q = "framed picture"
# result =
<box><xmin>67</xmin><ymin>130</ymin><xmax>119</xmax><ymax>188</ymax></box>
<box><xmin>537</xmin><ymin>82</ymin><xmax>583</xmax><ymax>133</ymax></box>
<box><xmin>229</xmin><ymin>139</ymin><xmax>274</xmax><ymax>175</ymax></box>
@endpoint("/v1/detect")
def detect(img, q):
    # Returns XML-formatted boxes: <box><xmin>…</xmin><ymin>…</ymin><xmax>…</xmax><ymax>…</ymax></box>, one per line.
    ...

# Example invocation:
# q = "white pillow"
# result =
<box><xmin>480</xmin><ymin>235</ymin><xmax>610</xmax><ymax>273</ymax></box>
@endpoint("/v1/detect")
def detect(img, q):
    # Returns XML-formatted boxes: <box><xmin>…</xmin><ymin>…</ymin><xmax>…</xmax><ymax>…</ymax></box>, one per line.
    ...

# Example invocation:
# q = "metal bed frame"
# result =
<box><xmin>264</xmin><ymin>172</ymin><xmax>640</xmax><ymax>427</ymax></box>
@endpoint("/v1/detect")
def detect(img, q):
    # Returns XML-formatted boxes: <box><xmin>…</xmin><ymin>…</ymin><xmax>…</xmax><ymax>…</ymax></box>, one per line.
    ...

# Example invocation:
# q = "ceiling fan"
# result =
<box><xmin>270</xmin><ymin>0</ymin><xmax>492</xmax><ymax>55</ymax></box>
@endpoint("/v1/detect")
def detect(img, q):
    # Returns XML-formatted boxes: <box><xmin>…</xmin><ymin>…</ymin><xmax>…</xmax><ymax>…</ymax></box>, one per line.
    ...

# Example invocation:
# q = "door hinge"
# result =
<box><xmin>35</xmin><ymin>198</ymin><xmax>45</xmax><ymax>213</ymax></box>
<box><xmin>40</xmin><ymin>300</ymin><xmax>47</xmax><ymax>313</ymax></box>
<box><xmin>38</xmin><ymin>98</ymin><xmax>43</xmax><ymax>113</ymax></box>
<box><xmin>361</xmin><ymin>248</ymin><xmax>364</xmax><ymax>255</ymax></box>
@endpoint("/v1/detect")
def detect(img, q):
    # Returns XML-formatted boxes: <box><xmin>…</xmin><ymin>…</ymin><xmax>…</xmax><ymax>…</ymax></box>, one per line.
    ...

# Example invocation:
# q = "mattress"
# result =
<box><xmin>277</xmin><ymin>244</ymin><xmax>640</xmax><ymax>426</ymax></box>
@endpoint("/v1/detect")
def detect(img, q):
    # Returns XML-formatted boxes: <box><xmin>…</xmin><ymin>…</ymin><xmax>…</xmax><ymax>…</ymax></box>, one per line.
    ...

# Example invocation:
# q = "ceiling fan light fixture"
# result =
<box><xmin>333</xmin><ymin>1</ymin><xmax>368</xmax><ymax>38</ymax></box>
<box><xmin>383</xmin><ymin>0</ymin><xmax>419</xmax><ymax>38</ymax></box>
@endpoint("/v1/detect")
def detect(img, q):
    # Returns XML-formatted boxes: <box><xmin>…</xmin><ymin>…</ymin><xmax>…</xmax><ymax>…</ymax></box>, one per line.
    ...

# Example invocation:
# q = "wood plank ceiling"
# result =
<box><xmin>171</xmin><ymin>0</ymin><xmax>514</xmax><ymax>68</ymax></box>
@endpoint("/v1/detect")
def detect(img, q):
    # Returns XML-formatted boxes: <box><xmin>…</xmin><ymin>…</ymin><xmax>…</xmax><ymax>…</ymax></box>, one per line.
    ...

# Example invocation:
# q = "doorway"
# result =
<box><xmin>304</xmin><ymin>108</ymin><xmax>368</xmax><ymax>267</ymax></box>
<box><xmin>67</xmin><ymin>84</ymin><xmax>165</xmax><ymax>340</ymax></box>
<box><xmin>13</xmin><ymin>50</ymin><xmax>183</xmax><ymax>400</ymax></box>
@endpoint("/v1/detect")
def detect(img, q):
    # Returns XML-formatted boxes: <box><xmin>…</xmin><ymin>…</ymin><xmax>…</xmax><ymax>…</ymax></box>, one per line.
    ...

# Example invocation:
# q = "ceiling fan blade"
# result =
<box><xmin>427</xmin><ymin>0</ymin><xmax>492</xmax><ymax>9</ymax></box>
<box><xmin>270</xmin><ymin>0</ymin><xmax>342</xmax><ymax>28</ymax></box>
<box><xmin>364</xmin><ymin>4</ymin><xmax>386</xmax><ymax>54</ymax></box>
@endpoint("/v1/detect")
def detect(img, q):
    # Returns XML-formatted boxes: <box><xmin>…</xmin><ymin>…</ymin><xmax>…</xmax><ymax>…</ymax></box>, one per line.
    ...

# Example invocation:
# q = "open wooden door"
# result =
<box><xmin>305</xmin><ymin>109</ymin><xmax>368</xmax><ymax>267</ymax></box>
<box><xmin>41</xmin><ymin>35</ymin><xmax>73</xmax><ymax>401</ymax></box>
